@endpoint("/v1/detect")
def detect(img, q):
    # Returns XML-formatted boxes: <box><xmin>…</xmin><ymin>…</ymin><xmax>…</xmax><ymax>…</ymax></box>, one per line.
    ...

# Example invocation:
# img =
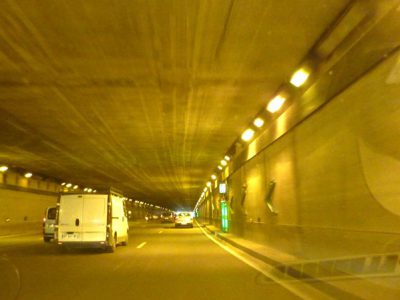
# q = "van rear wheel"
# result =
<box><xmin>106</xmin><ymin>234</ymin><xmax>117</xmax><ymax>253</ymax></box>
<box><xmin>121</xmin><ymin>232</ymin><xmax>128</xmax><ymax>246</ymax></box>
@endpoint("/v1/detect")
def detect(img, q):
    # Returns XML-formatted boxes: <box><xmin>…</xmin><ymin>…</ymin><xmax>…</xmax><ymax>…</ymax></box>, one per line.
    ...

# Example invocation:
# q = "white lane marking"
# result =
<box><xmin>196</xmin><ymin>221</ymin><xmax>334</xmax><ymax>300</ymax></box>
<box><xmin>158</xmin><ymin>231</ymin><xmax>163</xmax><ymax>234</ymax></box>
<box><xmin>136</xmin><ymin>242</ymin><xmax>147</xmax><ymax>249</ymax></box>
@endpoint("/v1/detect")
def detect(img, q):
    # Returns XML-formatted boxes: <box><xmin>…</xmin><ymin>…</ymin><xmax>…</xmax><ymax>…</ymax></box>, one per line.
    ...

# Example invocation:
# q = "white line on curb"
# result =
<box><xmin>195</xmin><ymin>221</ymin><xmax>334</xmax><ymax>300</ymax></box>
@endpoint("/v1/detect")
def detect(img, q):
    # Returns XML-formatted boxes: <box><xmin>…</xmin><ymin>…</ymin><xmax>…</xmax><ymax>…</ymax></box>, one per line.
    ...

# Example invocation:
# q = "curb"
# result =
<box><xmin>199</xmin><ymin>222</ymin><xmax>362</xmax><ymax>300</ymax></box>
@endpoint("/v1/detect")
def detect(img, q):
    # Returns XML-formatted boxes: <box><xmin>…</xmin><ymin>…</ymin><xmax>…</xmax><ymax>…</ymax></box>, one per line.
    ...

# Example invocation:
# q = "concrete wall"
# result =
<box><xmin>197</xmin><ymin>3</ymin><xmax>400</xmax><ymax>260</ymax></box>
<box><xmin>0</xmin><ymin>188</ymin><xmax>58</xmax><ymax>235</ymax></box>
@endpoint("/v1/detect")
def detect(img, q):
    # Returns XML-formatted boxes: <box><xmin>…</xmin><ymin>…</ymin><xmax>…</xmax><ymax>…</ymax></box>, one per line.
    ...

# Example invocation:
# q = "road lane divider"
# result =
<box><xmin>136</xmin><ymin>242</ymin><xmax>147</xmax><ymax>249</ymax></box>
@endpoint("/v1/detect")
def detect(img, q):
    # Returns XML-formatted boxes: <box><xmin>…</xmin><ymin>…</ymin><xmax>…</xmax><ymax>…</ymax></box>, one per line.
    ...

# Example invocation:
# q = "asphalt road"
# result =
<box><xmin>0</xmin><ymin>222</ymin><xmax>300</xmax><ymax>300</ymax></box>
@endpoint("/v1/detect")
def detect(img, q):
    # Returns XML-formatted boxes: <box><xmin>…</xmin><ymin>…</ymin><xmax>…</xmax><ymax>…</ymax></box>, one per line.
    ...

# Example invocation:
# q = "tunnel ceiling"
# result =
<box><xmin>0</xmin><ymin>0</ymin><xmax>349</xmax><ymax>209</ymax></box>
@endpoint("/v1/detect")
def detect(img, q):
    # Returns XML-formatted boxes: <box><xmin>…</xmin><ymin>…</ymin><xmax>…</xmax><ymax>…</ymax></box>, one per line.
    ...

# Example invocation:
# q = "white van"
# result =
<box><xmin>43</xmin><ymin>206</ymin><xmax>57</xmax><ymax>242</ymax></box>
<box><xmin>55</xmin><ymin>190</ymin><xmax>129</xmax><ymax>252</ymax></box>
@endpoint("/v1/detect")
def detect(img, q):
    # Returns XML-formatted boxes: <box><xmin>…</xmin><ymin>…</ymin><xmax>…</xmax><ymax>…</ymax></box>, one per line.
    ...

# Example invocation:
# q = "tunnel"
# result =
<box><xmin>1</xmin><ymin>0</ymin><xmax>400</xmax><ymax>299</ymax></box>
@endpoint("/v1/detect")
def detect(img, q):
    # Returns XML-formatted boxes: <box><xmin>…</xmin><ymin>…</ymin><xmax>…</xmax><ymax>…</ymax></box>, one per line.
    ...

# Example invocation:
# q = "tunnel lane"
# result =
<box><xmin>0</xmin><ymin>221</ymin><xmax>301</xmax><ymax>300</ymax></box>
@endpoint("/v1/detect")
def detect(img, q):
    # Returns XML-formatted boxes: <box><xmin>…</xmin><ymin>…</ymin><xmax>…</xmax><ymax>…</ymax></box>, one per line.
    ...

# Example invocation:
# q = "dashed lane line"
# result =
<box><xmin>136</xmin><ymin>242</ymin><xmax>147</xmax><ymax>249</ymax></box>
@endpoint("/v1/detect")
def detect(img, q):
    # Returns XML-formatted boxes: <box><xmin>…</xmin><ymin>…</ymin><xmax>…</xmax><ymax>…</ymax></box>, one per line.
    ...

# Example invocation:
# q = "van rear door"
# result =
<box><xmin>82</xmin><ymin>194</ymin><xmax>108</xmax><ymax>242</ymax></box>
<box><xmin>58</xmin><ymin>194</ymin><xmax>84</xmax><ymax>242</ymax></box>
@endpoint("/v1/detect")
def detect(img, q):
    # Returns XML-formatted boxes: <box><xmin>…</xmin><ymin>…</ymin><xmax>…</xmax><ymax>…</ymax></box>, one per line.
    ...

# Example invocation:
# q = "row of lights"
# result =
<box><xmin>131</xmin><ymin>200</ymin><xmax>170</xmax><ymax>211</ymax></box>
<box><xmin>1</xmin><ymin>165</ymin><xmax>165</xmax><ymax>211</ymax></box>
<box><xmin>1</xmin><ymin>165</ymin><xmax>34</xmax><ymax>178</ymax></box>
<box><xmin>195</xmin><ymin>67</ymin><xmax>311</xmax><ymax>211</ymax></box>
<box><xmin>195</xmin><ymin>155</ymin><xmax>232</xmax><ymax>211</ymax></box>
<box><xmin>240</xmin><ymin>68</ymin><xmax>310</xmax><ymax>142</ymax></box>
<box><xmin>61</xmin><ymin>182</ymin><xmax>96</xmax><ymax>193</ymax></box>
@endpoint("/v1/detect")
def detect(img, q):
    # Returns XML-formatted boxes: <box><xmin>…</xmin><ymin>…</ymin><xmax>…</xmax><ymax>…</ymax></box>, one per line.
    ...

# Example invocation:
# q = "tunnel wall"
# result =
<box><xmin>197</xmin><ymin>3</ymin><xmax>400</xmax><ymax>259</ymax></box>
<box><xmin>0</xmin><ymin>188</ymin><xmax>58</xmax><ymax>236</ymax></box>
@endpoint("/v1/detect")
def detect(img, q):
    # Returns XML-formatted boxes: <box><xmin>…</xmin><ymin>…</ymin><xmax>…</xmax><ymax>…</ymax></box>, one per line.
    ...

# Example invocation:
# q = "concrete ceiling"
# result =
<box><xmin>0</xmin><ymin>0</ymin><xmax>349</xmax><ymax>209</ymax></box>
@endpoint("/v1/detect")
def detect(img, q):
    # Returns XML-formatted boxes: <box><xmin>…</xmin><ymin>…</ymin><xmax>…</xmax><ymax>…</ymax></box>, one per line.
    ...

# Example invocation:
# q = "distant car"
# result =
<box><xmin>160</xmin><ymin>212</ymin><xmax>174</xmax><ymax>223</ymax></box>
<box><xmin>43</xmin><ymin>206</ymin><xmax>57</xmax><ymax>242</ymax></box>
<box><xmin>175</xmin><ymin>212</ymin><xmax>193</xmax><ymax>228</ymax></box>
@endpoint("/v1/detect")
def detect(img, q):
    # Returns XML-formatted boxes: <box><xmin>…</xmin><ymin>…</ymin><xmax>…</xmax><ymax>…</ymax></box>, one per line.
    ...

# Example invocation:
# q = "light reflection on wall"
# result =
<box><xmin>247</xmin><ymin>139</ymin><xmax>258</xmax><ymax>160</ymax></box>
<box><xmin>275</xmin><ymin>112</ymin><xmax>289</xmax><ymax>140</ymax></box>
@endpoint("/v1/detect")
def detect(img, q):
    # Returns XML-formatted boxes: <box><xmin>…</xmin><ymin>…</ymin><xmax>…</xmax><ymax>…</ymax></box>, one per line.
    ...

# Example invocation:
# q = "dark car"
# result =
<box><xmin>160</xmin><ymin>212</ymin><xmax>174</xmax><ymax>223</ymax></box>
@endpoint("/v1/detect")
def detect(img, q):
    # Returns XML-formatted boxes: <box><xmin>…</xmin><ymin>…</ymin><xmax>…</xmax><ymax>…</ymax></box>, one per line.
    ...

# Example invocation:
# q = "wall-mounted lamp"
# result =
<box><xmin>241</xmin><ymin>128</ymin><xmax>255</xmax><ymax>142</ymax></box>
<box><xmin>290</xmin><ymin>68</ymin><xmax>310</xmax><ymax>87</ymax></box>
<box><xmin>267</xmin><ymin>95</ymin><xmax>286</xmax><ymax>113</ymax></box>
<box><xmin>253</xmin><ymin>117</ymin><xmax>265</xmax><ymax>128</ymax></box>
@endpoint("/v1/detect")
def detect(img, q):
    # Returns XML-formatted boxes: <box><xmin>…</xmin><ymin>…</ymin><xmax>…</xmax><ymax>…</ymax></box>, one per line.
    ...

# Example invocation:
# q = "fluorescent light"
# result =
<box><xmin>87</xmin><ymin>188</ymin><xmax>92</xmax><ymax>192</ymax></box>
<box><xmin>211</xmin><ymin>174</ymin><xmax>217</xmax><ymax>180</ymax></box>
<box><xmin>24</xmin><ymin>172</ymin><xmax>33</xmax><ymax>178</ymax></box>
<box><xmin>253</xmin><ymin>117</ymin><xmax>264</xmax><ymax>128</ymax></box>
<box><xmin>267</xmin><ymin>95</ymin><xmax>286</xmax><ymax>113</ymax></box>
<box><xmin>73</xmin><ymin>185</ymin><xmax>79</xmax><ymax>190</ymax></box>
<box><xmin>241</xmin><ymin>128</ymin><xmax>255</xmax><ymax>141</ymax></box>
<box><xmin>61</xmin><ymin>182</ymin><xmax>66</xmax><ymax>186</ymax></box>
<box><xmin>0</xmin><ymin>166</ymin><xmax>8</xmax><ymax>172</ymax></box>
<box><xmin>206</xmin><ymin>181</ymin><xmax>212</xmax><ymax>187</ymax></box>
<box><xmin>220</xmin><ymin>159</ymin><xmax>227</xmax><ymax>166</ymax></box>
<box><xmin>203</xmin><ymin>187</ymin><xmax>208</xmax><ymax>192</ymax></box>
<box><xmin>66</xmin><ymin>183</ymin><xmax>72</xmax><ymax>188</ymax></box>
<box><xmin>224</xmin><ymin>156</ymin><xmax>230</xmax><ymax>161</ymax></box>
<box><xmin>290</xmin><ymin>68</ymin><xmax>310</xmax><ymax>87</ymax></box>
<box><xmin>218</xmin><ymin>166</ymin><xmax>223</xmax><ymax>170</ymax></box>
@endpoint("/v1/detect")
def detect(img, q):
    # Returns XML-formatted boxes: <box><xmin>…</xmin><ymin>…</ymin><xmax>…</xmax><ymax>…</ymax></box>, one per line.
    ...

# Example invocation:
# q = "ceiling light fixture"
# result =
<box><xmin>0</xmin><ymin>166</ymin><xmax>9</xmax><ymax>172</ymax></box>
<box><xmin>220</xmin><ymin>159</ymin><xmax>227</xmax><ymax>166</ymax></box>
<box><xmin>211</xmin><ymin>174</ymin><xmax>217</xmax><ymax>180</ymax></box>
<box><xmin>253</xmin><ymin>117</ymin><xmax>265</xmax><ymax>128</ymax></box>
<box><xmin>267</xmin><ymin>95</ymin><xmax>286</xmax><ymax>113</ymax></box>
<box><xmin>290</xmin><ymin>68</ymin><xmax>310</xmax><ymax>87</ymax></box>
<box><xmin>224</xmin><ymin>156</ymin><xmax>230</xmax><ymax>161</ymax></box>
<box><xmin>241</xmin><ymin>128</ymin><xmax>255</xmax><ymax>142</ymax></box>
<box><xmin>24</xmin><ymin>172</ymin><xmax>33</xmax><ymax>178</ymax></box>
